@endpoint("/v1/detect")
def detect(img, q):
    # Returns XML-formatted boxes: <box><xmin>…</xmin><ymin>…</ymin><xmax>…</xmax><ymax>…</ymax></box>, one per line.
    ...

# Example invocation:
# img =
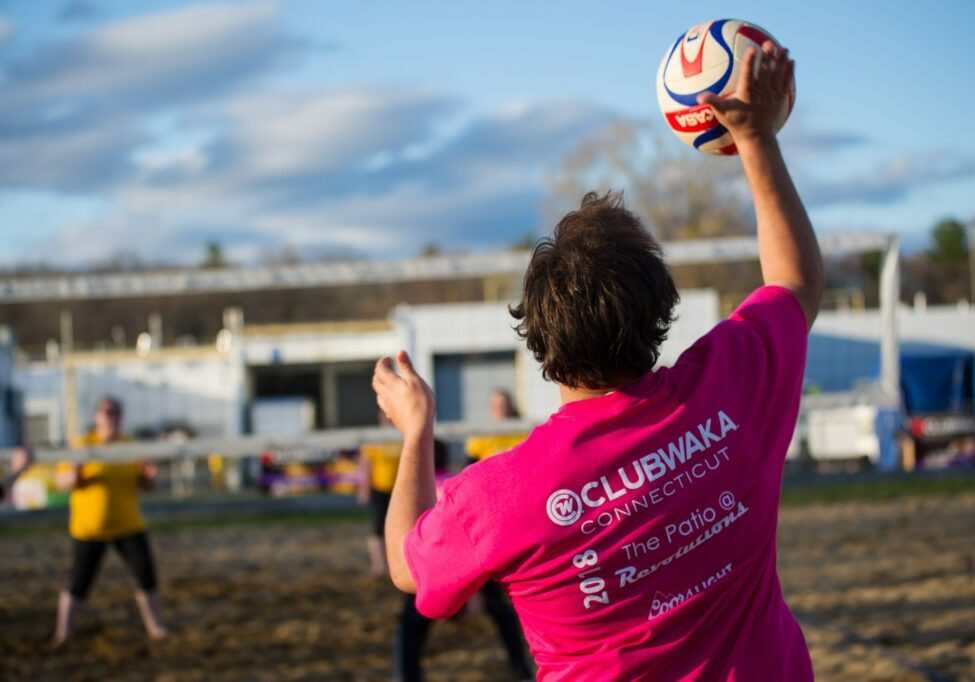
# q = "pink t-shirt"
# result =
<box><xmin>405</xmin><ymin>286</ymin><xmax>813</xmax><ymax>681</ymax></box>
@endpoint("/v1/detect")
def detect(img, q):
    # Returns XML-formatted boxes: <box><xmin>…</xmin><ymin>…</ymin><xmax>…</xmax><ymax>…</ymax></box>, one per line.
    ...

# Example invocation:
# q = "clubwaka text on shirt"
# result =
<box><xmin>545</xmin><ymin>409</ymin><xmax>739</xmax><ymax>531</ymax></box>
<box><xmin>552</xmin><ymin>410</ymin><xmax>743</xmax><ymax>614</ymax></box>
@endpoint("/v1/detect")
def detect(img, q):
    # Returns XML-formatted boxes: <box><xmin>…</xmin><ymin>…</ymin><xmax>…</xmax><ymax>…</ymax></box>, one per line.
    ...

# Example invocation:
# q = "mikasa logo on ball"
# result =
<box><xmin>674</xmin><ymin>108</ymin><xmax>714</xmax><ymax>128</ymax></box>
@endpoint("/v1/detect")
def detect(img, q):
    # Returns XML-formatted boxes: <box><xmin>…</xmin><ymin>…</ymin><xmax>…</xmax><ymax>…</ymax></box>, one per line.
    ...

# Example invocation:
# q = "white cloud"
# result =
<box><xmin>215</xmin><ymin>88</ymin><xmax>458</xmax><ymax>179</ymax></box>
<box><xmin>802</xmin><ymin>152</ymin><xmax>975</xmax><ymax>206</ymax></box>
<box><xmin>0</xmin><ymin>1</ymin><xmax>300</xmax><ymax>191</ymax></box>
<box><xmin>28</xmin><ymin>94</ymin><xmax>616</xmax><ymax>263</ymax></box>
<box><xmin>5</xmin><ymin>1</ymin><xmax>291</xmax><ymax>111</ymax></box>
<box><xmin>0</xmin><ymin>117</ymin><xmax>144</xmax><ymax>189</ymax></box>
<box><xmin>0</xmin><ymin>16</ymin><xmax>13</xmax><ymax>43</ymax></box>
<box><xmin>779</xmin><ymin>121</ymin><xmax>867</xmax><ymax>158</ymax></box>
<box><xmin>1</xmin><ymin>2</ymin><xmax>621</xmax><ymax>264</ymax></box>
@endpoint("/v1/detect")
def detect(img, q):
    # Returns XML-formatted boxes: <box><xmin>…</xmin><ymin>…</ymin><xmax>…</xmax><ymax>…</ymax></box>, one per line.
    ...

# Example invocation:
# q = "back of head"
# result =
<box><xmin>511</xmin><ymin>191</ymin><xmax>679</xmax><ymax>390</ymax></box>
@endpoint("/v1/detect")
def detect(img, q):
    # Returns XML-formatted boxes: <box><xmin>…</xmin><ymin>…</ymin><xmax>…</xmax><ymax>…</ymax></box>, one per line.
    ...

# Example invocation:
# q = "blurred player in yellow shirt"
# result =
<box><xmin>358</xmin><ymin>412</ymin><xmax>402</xmax><ymax>577</ymax></box>
<box><xmin>463</xmin><ymin>389</ymin><xmax>532</xmax><ymax>678</ymax></box>
<box><xmin>52</xmin><ymin>396</ymin><xmax>167</xmax><ymax>647</ymax></box>
<box><xmin>464</xmin><ymin>389</ymin><xmax>529</xmax><ymax>464</ymax></box>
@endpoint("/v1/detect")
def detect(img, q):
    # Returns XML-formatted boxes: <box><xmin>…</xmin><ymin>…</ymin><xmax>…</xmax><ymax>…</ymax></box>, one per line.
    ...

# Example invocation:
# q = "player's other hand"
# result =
<box><xmin>372</xmin><ymin>351</ymin><xmax>435</xmax><ymax>440</ymax></box>
<box><xmin>141</xmin><ymin>461</ymin><xmax>159</xmax><ymax>480</ymax></box>
<box><xmin>697</xmin><ymin>40</ymin><xmax>793</xmax><ymax>144</ymax></box>
<box><xmin>138</xmin><ymin>461</ymin><xmax>160</xmax><ymax>491</ymax></box>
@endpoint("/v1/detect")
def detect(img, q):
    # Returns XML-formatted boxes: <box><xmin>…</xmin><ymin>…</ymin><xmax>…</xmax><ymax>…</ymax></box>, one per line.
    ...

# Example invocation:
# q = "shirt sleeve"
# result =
<box><xmin>727</xmin><ymin>285</ymin><xmax>808</xmax><ymax>390</ymax></box>
<box><xmin>675</xmin><ymin>285</ymin><xmax>808</xmax><ymax>408</ymax></box>
<box><xmin>403</xmin><ymin>477</ymin><xmax>492</xmax><ymax>618</ymax></box>
<box><xmin>729</xmin><ymin>284</ymin><xmax>807</xmax><ymax>334</ymax></box>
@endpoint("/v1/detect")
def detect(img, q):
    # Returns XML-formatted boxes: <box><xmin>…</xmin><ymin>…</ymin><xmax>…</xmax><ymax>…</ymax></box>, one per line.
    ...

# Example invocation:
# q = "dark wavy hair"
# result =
<box><xmin>510</xmin><ymin>191</ymin><xmax>679</xmax><ymax>390</ymax></box>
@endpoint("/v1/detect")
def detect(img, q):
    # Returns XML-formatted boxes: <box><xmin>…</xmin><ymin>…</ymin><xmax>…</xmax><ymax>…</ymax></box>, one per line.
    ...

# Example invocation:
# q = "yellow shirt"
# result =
<box><xmin>328</xmin><ymin>456</ymin><xmax>359</xmax><ymax>494</ymax></box>
<box><xmin>360</xmin><ymin>442</ymin><xmax>402</xmax><ymax>493</ymax></box>
<box><xmin>61</xmin><ymin>432</ymin><xmax>146</xmax><ymax>541</ymax></box>
<box><xmin>464</xmin><ymin>433</ymin><xmax>529</xmax><ymax>462</ymax></box>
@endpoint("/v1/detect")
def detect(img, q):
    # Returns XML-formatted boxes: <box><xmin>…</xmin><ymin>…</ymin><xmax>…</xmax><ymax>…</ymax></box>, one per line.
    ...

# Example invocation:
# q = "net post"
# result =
<box><xmin>879</xmin><ymin>234</ymin><xmax>901</xmax><ymax>408</ymax></box>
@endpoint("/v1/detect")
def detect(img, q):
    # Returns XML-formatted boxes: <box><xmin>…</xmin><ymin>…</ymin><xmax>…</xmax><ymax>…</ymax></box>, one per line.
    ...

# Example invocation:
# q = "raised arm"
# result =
<box><xmin>1</xmin><ymin>447</ymin><xmax>35</xmax><ymax>499</ymax></box>
<box><xmin>356</xmin><ymin>453</ymin><xmax>372</xmax><ymax>506</ymax></box>
<box><xmin>699</xmin><ymin>42</ymin><xmax>823</xmax><ymax>328</ymax></box>
<box><xmin>372</xmin><ymin>350</ymin><xmax>437</xmax><ymax>593</ymax></box>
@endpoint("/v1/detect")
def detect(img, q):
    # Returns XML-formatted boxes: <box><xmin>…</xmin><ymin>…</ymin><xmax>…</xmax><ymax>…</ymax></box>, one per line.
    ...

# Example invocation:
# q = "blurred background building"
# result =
<box><xmin>1</xmin><ymin>236</ymin><xmax>972</xmax><ymax>470</ymax></box>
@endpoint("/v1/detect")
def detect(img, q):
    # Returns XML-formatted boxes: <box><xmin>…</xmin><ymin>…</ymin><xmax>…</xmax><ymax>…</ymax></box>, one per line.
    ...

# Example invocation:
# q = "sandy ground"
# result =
<box><xmin>778</xmin><ymin>493</ymin><xmax>975</xmax><ymax>682</ymax></box>
<box><xmin>1</xmin><ymin>492</ymin><xmax>973</xmax><ymax>681</ymax></box>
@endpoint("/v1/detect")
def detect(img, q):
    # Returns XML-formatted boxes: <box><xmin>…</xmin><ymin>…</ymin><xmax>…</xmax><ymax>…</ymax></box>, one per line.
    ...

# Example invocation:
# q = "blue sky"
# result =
<box><xmin>0</xmin><ymin>0</ymin><xmax>973</xmax><ymax>266</ymax></box>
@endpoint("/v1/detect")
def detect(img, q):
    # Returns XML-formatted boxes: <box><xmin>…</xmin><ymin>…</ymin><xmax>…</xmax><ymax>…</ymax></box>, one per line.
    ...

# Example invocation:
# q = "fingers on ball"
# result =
<box><xmin>775</xmin><ymin>56</ymin><xmax>794</xmax><ymax>93</ymax></box>
<box><xmin>739</xmin><ymin>46</ymin><xmax>758</xmax><ymax>92</ymax></box>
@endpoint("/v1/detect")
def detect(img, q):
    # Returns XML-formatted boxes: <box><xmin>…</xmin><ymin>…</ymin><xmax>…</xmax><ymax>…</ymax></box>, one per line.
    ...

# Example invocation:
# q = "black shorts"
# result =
<box><xmin>369</xmin><ymin>490</ymin><xmax>392</xmax><ymax>536</ymax></box>
<box><xmin>68</xmin><ymin>531</ymin><xmax>158</xmax><ymax>600</ymax></box>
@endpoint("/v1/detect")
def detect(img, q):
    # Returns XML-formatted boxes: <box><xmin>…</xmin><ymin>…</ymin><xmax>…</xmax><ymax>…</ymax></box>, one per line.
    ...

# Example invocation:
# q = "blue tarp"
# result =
<box><xmin>900</xmin><ymin>343</ymin><xmax>974</xmax><ymax>414</ymax></box>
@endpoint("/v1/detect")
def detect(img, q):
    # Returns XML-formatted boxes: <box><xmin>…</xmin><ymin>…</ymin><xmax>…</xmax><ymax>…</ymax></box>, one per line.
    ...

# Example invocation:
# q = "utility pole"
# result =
<box><xmin>969</xmin><ymin>221</ymin><xmax>975</xmax><ymax>305</ymax></box>
<box><xmin>60</xmin><ymin>310</ymin><xmax>77</xmax><ymax>444</ymax></box>
<box><xmin>879</xmin><ymin>235</ymin><xmax>901</xmax><ymax>407</ymax></box>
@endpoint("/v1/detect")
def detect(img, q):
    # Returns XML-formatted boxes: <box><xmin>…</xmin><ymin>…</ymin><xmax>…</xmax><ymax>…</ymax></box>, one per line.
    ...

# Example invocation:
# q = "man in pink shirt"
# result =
<box><xmin>373</xmin><ymin>41</ymin><xmax>821</xmax><ymax>681</ymax></box>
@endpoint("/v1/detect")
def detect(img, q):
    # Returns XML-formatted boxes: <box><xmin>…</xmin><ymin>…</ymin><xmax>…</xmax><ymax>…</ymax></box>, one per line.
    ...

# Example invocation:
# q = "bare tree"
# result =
<box><xmin>546</xmin><ymin>121</ymin><xmax>762</xmax><ymax>310</ymax></box>
<box><xmin>545</xmin><ymin>121</ymin><xmax>753</xmax><ymax>242</ymax></box>
<box><xmin>257</xmin><ymin>245</ymin><xmax>304</xmax><ymax>266</ymax></box>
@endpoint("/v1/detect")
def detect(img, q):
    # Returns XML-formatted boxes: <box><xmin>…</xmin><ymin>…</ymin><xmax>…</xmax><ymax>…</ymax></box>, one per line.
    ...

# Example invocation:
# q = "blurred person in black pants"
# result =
<box><xmin>393</xmin><ymin>439</ymin><xmax>532</xmax><ymax>681</ymax></box>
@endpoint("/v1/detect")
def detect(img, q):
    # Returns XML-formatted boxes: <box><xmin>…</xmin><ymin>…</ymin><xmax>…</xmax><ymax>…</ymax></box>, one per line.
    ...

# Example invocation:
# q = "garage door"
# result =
<box><xmin>433</xmin><ymin>351</ymin><xmax>516</xmax><ymax>422</ymax></box>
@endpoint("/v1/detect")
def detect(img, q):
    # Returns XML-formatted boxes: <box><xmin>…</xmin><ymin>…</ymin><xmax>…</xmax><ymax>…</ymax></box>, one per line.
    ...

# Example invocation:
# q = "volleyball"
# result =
<box><xmin>656</xmin><ymin>19</ymin><xmax>794</xmax><ymax>155</ymax></box>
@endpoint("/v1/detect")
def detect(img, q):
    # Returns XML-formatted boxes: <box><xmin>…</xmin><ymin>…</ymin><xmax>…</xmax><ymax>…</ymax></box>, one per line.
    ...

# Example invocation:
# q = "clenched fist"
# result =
<box><xmin>372</xmin><ymin>351</ymin><xmax>435</xmax><ymax>440</ymax></box>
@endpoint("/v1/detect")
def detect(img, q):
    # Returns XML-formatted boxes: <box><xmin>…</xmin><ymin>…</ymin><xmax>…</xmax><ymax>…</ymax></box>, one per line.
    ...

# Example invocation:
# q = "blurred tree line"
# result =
<box><xmin>905</xmin><ymin>219</ymin><xmax>971</xmax><ymax>304</ymax></box>
<box><xmin>814</xmin><ymin>219</ymin><xmax>970</xmax><ymax>308</ymax></box>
